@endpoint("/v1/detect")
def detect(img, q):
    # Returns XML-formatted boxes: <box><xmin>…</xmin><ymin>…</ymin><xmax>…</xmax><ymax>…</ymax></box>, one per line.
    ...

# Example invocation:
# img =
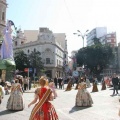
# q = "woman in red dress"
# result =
<box><xmin>28</xmin><ymin>76</ymin><xmax>59</xmax><ymax>120</ymax></box>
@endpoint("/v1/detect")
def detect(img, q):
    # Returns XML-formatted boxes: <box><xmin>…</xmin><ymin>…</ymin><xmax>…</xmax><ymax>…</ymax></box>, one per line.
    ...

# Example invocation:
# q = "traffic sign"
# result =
<box><xmin>24</xmin><ymin>68</ymin><xmax>33</xmax><ymax>72</ymax></box>
<box><xmin>24</xmin><ymin>68</ymin><xmax>28</xmax><ymax>72</ymax></box>
<box><xmin>29</xmin><ymin>68</ymin><xmax>32</xmax><ymax>72</ymax></box>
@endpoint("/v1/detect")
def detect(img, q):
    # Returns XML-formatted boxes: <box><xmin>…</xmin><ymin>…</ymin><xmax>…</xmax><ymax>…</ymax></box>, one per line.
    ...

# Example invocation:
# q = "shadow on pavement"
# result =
<box><xmin>109</xmin><ymin>88</ymin><xmax>113</xmax><ymax>90</ymax></box>
<box><xmin>0</xmin><ymin>110</ymin><xmax>19</xmax><ymax>116</ymax></box>
<box><xmin>69</xmin><ymin>106</ymin><xmax>91</xmax><ymax>114</ymax></box>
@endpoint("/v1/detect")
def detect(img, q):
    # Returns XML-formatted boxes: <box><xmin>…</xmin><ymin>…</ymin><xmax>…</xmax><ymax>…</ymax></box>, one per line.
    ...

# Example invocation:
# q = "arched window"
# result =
<box><xmin>34</xmin><ymin>48</ymin><xmax>36</xmax><ymax>52</ymax></box>
<box><xmin>46</xmin><ymin>58</ymin><xmax>50</xmax><ymax>64</ymax></box>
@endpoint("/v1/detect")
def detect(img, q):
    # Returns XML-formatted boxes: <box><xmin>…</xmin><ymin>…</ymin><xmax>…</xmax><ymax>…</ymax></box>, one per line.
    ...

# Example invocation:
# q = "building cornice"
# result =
<box><xmin>13</xmin><ymin>40</ymin><xmax>67</xmax><ymax>52</ymax></box>
<box><xmin>0</xmin><ymin>0</ymin><xmax>7</xmax><ymax>6</ymax></box>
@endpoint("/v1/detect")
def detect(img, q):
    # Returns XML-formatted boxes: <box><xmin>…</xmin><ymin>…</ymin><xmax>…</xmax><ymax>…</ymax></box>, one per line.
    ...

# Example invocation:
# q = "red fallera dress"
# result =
<box><xmin>30</xmin><ymin>87</ymin><xmax>59</xmax><ymax>120</ymax></box>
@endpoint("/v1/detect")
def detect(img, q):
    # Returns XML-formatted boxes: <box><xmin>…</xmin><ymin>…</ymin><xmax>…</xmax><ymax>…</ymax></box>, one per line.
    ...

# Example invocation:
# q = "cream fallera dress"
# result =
<box><xmin>7</xmin><ymin>83</ymin><xmax>24</xmax><ymax>110</ymax></box>
<box><xmin>75</xmin><ymin>82</ymin><xmax>93</xmax><ymax>106</ymax></box>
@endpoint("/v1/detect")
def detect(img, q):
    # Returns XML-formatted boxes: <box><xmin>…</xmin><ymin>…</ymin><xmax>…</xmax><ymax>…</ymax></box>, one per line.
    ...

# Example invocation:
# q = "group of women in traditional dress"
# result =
<box><xmin>1</xmin><ymin>74</ymin><xmax>112</xmax><ymax>119</ymax></box>
<box><xmin>1</xmin><ymin>76</ymin><xmax>58</xmax><ymax>120</ymax></box>
<box><xmin>65</xmin><ymin>75</ymin><xmax>109</xmax><ymax>107</ymax></box>
<box><xmin>65</xmin><ymin>76</ymin><xmax>93</xmax><ymax>107</ymax></box>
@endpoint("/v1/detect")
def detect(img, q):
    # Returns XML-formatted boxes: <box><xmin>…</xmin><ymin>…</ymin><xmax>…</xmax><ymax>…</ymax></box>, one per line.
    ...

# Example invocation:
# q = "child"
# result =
<box><xmin>4</xmin><ymin>83</ymin><xmax>9</xmax><ymax>95</ymax></box>
<box><xmin>0</xmin><ymin>85</ymin><xmax>5</xmax><ymax>104</ymax></box>
<box><xmin>49</xmin><ymin>81</ymin><xmax>57</xmax><ymax>99</ymax></box>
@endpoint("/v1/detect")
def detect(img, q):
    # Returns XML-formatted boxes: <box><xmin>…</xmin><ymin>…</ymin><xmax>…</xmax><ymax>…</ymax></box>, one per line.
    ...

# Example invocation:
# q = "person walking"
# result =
<box><xmin>49</xmin><ymin>80</ymin><xmax>57</xmax><ymax>99</ymax></box>
<box><xmin>6</xmin><ymin>79</ymin><xmax>24</xmax><ymax>110</ymax></box>
<box><xmin>75</xmin><ymin>77</ymin><xmax>82</xmax><ymax>90</ymax></box>
<box><xmin>24</xmin><ymin>76</ymin><xmax>28</xmax><ymax>91</ymax></box>
<box><xmin>111</xmin><ymin>73</ymin><xmax>119</xmax><ymax>96</ymax></box>
<box><xmin>65</xmin><ymin>77</ymin><xmax>72</xmax><ymax>91</ymax></box>
<box><xmin>92</xmin><ymin>77</ymin><xmax>98</xmax><ymax>92</ymax></box>
<box><xmin>58</xmin><ymin>77</ymin><xmax>62</xmax><ymax>89</ymax></box>
<box><xmin>101</xmin><ymin>78</ymin><xmax>106</xmax><ymax>90</ymax></box>
<box><xmin>28</xmin><ymin>76</ymin><xmax>59</xmax><ymax>120</ymax></box>
<box><xmin>54</xmin><ymin>77</ymin><xmax>58</xmax><ymax>89</ymax></box>
<box><xmin>86</xmin><ymin>77</ymin><xmax>91</xmax><ymax>88</ymax></box>
<box><xmin>18</xmin><ymin>75</ymin><xmax>24</xmax><ymax>92</ymax></box>
<box><xmin>0</xmin><ymin>85</ymin><xmax>5</xmax><ymax>104</ymax></box>
<box><xmin>4</xmin><ymin>82</ymin><xmax>9</xmax><ymax>95</ymax></box>
<box><xmin>75</xmin><ymin>78</ymin><xmax>93</xmax><ymax>107</ymax></box>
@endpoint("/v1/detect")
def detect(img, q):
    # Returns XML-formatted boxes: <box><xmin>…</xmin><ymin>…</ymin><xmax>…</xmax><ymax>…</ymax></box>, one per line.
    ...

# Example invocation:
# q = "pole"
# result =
<box><xmin>82</xmin><ymin>37</ymin><xmax>84</xmax><ymax>48</ymax></box>
<box><xmin>34</xmin><ymin>74</ymin><xmax>35</xmax><ymax>88</ymax></box>
<box><xmin>33</xmin><ymin>68</ymin><xmax>36</xmax><ymax>88</ymax></box>
<box><xmin>28</xmin><ymin>68</ymin><xmax>29</xmax><ymax>90</ymax></box>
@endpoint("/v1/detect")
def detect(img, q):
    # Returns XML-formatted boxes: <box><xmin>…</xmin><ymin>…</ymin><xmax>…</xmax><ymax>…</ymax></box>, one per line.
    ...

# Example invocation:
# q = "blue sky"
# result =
<box><xmin>6</xmin><ymin>0</ymin><xmax>120</xmax><ymax>55</ymax></box>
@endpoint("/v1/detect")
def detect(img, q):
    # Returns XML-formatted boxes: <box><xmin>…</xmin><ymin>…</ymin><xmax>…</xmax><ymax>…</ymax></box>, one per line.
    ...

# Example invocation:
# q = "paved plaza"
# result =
<box><xmin>0</xmin><ymin>84</ymin><xmax>120</xmax><ymax>120</ymax></box>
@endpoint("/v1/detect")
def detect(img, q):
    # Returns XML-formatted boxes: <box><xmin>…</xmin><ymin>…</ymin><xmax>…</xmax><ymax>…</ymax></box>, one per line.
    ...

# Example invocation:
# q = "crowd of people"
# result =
<box><xmin>0</xmin><ymin>75</ymin><xmax>59</xmax><ymax>119</ymax></box>
<box><xmin>0</xmin><ymin>72</ymin><xmax>120</xmax><ymax>119</ymax></box>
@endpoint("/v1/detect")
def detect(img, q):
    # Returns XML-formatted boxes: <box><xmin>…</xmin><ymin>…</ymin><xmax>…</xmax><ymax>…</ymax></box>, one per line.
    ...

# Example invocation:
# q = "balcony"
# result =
<box><xmin>57</xmin><ymin>64</ymin><xmax>63</xmax><ymax>68</ymax></box>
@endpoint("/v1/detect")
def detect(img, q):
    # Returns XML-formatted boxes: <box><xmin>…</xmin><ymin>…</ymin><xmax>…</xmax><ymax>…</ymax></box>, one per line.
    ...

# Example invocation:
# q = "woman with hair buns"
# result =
<box><xmin>75</xmin><ymin>77</ymin><xmax>83</xmax><ymax>90</ymax></box>
<box><xmin>92</xmin><ymin>77</ymin><xmax>98</xmax><ymax>92</ymax></box>
<box><xmin>7</xmin><ymin>79</ymin><xmax>24</xmax><ymax>110</ymax></box>
<box><xmin>28</xmin><ymin>76</ymin><xmax>59</xmax><ymax>120</ymax></box>
<box><xmin>65</xmin><ymin>77</ymin><xmax>72</xmax><ymax>91</ymax></box>
<box><xmin>75</xmin><ymin>78</ymin><xmax>93</xmax><ymax>107</ymax></box>
<box><xmin>0</xmin><ymin>85</ymin><xmax>5</xmax><ymax>104</ymax></box>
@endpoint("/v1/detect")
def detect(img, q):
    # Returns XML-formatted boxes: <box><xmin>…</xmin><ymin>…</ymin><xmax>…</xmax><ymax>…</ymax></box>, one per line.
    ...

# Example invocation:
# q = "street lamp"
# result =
<box><xmin>73</xmin><ymin>29</ymin><xmax>89</xmax><ymax>48</ymax></box>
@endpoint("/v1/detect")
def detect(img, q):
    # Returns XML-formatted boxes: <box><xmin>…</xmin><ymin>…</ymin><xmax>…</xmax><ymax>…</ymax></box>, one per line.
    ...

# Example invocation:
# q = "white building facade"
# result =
<box><xmin>87</xmin><ymin>27</ymin><xmax>107</xmax><ymax>46</ymax></box>
<box><xmin>13</xmin><ymin>27</ymin><xmax>68</xmax><ymax>78</ymax></box>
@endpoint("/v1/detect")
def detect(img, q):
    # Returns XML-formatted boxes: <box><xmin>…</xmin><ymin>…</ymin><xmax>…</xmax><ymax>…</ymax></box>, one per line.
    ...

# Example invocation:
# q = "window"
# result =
<box><xmin>28</xmin><ymin>49</ymin><xmax>29</xmax><ymax>53</ymax></box>
<box><xmin>64</xmin><ymin>54</ymin><xmax>66</xmax><ymax>58</ymax></box>
<box><xmin>21</xmin><ymin>41</ymin><xmax>24</xmax><ymax>44</ymax></box>
<box><xmin>107</xmin><ymin>39</ymin><xmax>111</xmax><ymax>42</ymax></box>
<box><xmin>46</xmin><ymin>58</ymin><xmax>50</xmax><ymax>64</ymax></box>
<box><xmin>107</xmin><ymin>34</ymin><xmax>111</xmax><ymax>37</ymax></box>
<box><xmin>2</xmin><ymin>12</ymin><xmax>5</xmax><ymax>21</ymax></box>
<box><xmin>57</xmin><ymin>59</ymin><xmax>58</xmax><ymax>65</ymax></box>
<box><xmin>34</xmin><ymin>48</ymin><xmax>36</xmax><ymax>52</ymax></box>
<box><xmin>15</xmin><ymin>41</ymin><xmax>17</xmax><ymax>46</ymax></box>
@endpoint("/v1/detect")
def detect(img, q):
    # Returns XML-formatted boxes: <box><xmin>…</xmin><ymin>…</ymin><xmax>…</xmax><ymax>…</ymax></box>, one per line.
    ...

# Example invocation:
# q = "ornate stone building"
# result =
<box><xmin>13</xmin><ymin>27</ymin><xmax>68</xmax><ymax>78</ymax></box>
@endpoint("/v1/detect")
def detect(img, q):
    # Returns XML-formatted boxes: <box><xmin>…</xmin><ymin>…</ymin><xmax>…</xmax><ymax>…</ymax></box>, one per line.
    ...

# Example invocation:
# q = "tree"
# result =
<box><xmin>14</xmin><ymin>50</ymin><xmax>44</xmax><ymax>76</ymax></box>
<box><xmin>76</xmin><ymin>38</ymin><xmax>114</xmax><ymax>76</ymax></box>
<box><xmin>28</xmin><ymin>51</ymin><xmax>44</xmax><ymax>76</ymax></box>
<box><xmin>14</xmin><ymin>50</ymin><xmax>28</xmax><ymax>71</ymax></box>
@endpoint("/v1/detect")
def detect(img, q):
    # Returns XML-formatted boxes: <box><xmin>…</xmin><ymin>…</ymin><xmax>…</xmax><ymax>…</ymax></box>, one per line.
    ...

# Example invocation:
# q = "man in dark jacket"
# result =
<box><xmin>58</xmin><ymin>77</ymin><xmax>62</xmax><ymax>89</ymax></box>
<box><xmin>54</xmin><ymin>77</ymin><xmax>58</xmax><ymax>89</ymax></box>
<box><xmin>112</xmin><ymin>73</ymin><xmax>119</xmax><ymax>95</ymax></box>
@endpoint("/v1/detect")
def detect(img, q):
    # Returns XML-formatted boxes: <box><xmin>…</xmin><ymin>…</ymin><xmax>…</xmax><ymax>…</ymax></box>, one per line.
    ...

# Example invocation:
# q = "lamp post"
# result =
<box><xmin>73</xmin><ymin>29</ymin><xmax>89</xmax><ymax>48</ymax></box>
